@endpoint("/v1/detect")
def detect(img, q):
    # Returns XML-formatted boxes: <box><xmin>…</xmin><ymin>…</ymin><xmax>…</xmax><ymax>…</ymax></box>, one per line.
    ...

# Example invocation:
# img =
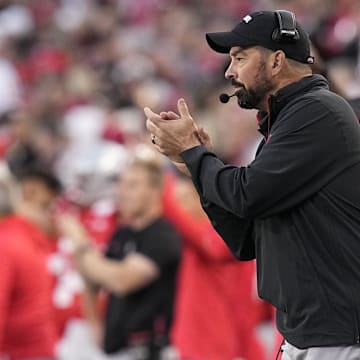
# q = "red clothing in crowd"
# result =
<box><xmin>163</xmin><ymin>177</ymin><xmax>264</xmax><ymax>360</ymax></box>
<box><xmin>0</xmin><ymin>215</ymin><xmax>57</xmax><ymax>360</ymax></box>
<box><xmin>79</xmin><ymin>205</ymin><xmax>118</xmax><ymax>252</ymax></box>
<box><xmin>50</xmin><ymin>201</ymin><xmax>118</xmax><ymax>337</ymax></box>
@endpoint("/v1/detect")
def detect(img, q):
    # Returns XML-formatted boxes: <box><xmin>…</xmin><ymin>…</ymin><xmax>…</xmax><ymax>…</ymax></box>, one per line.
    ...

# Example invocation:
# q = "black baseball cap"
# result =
<box><xmin>206</xmin><ymin>10</ymin><xmax>314</xmax><ymax>64</ymax></box>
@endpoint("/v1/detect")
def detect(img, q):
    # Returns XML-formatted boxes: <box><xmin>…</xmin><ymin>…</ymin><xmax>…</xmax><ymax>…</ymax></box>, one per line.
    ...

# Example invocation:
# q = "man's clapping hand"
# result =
<box><xmin>144</xmin><ymin>98</ymin><xmax>213</xmax><ymax>175</ymax></box>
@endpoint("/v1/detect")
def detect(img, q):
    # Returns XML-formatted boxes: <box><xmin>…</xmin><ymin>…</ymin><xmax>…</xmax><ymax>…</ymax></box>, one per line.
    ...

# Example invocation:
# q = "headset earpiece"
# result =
<box><xmin>272</xmin><ymin>10</ymin><xmax>300</xmax><ymax>42</ymax></box>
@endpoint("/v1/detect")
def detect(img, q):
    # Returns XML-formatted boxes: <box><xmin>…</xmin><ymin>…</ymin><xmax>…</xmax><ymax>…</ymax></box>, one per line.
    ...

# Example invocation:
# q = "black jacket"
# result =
<box><xmin>180</xmin><ymin>75</ymin><xmax>360</xmax><ymax>349</ymax></box>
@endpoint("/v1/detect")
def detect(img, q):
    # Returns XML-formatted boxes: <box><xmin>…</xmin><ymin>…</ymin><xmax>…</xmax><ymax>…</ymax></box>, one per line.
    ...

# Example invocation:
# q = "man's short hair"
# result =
<box><xmin>18</xmin><ymin>168</ymin><xmax>62</xmax><ymax>194</ymax></box>
<box><xmin>128</xmin><ymin>158</ymin><xmax>164</xmax><ymax>188</ymax></box>
<box><xmin>256</xmin><ymin>45</ymin><xmax>311</xmax><ymax>70</ymax></box>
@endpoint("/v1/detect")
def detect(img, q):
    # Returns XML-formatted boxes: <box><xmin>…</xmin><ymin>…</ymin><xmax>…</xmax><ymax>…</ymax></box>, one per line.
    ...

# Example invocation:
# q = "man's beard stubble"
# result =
<box><xmin>233</xmin><ymin>60</ymin><xmax>275</xmax><ymax>110</ymax></box>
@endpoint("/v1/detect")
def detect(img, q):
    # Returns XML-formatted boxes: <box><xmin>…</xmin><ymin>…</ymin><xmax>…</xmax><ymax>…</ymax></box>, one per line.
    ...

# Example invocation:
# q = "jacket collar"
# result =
<box><xmin>258</xmin><ymin>74</ymin><xmax>329</xmax><ymax>138</ymax></box>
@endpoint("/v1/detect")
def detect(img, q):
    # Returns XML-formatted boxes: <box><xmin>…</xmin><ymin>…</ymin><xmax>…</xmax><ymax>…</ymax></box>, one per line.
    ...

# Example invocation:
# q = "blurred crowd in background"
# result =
<box><xmin>0</xmin><ymin>0</ymin><xmax>360</xmax><ymax>359</ymax></box>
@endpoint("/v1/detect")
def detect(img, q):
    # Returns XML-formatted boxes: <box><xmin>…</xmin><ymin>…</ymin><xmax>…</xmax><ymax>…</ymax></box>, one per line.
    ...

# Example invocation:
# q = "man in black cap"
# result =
<box><xmin>145</xmin><ymin>10</ymin><xmax>360</xmax><ymax>360</ymax></box>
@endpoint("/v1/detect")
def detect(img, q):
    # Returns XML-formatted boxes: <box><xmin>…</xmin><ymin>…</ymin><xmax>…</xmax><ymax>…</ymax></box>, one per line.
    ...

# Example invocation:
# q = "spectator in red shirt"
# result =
<box><xmin>163</xmin><ymin>174</ymin><xmax>264</xmax><ymax>360</ymax></box>
<box><xmin>0</xmin><ymin>168</ymin><xmax>61</xmax><ymax>360</ymax></box>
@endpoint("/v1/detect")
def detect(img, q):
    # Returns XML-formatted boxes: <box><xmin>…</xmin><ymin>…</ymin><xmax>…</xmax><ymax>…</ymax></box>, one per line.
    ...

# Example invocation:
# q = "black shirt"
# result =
<box><xmin>181</xmin><ymin>75</ymin><xmax>360</xmax><ymax>349</ymax></box>
<box><xmin>103</xmin><ymin>218</ymin><xmax>181</xmax><ymax>354</ymax></box>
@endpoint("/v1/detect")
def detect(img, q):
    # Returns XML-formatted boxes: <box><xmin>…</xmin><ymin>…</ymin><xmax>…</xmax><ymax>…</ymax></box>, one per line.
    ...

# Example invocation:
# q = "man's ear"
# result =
<box><xmin>271</xmin><ymin>50</ymin><xmax>286</xmax><ymax>75</ymax></box>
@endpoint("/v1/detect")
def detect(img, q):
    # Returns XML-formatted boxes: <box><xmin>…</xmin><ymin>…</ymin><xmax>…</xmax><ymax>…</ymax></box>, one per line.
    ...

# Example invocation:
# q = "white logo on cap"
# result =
<box><xmin>243</xmin><ymin>15</ymin><xmax>252</xmax><ymax>23</ymax></box>
<box><xmin>307</xmin><ymin>56</ymin><xmax>315</xmax><ymax>64</ymax></box>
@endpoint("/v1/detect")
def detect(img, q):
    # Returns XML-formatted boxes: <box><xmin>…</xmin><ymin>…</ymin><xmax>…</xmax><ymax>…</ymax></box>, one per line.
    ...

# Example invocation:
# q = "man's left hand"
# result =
<box><xmin>144</xmin><ymin>98</ymin><xmax>201</xmax><ymax>157</ymax></box>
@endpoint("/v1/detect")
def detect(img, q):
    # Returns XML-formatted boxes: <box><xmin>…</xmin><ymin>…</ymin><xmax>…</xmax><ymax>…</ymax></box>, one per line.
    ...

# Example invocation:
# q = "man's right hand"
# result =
<box><xmin>158</xmin><ymin>111</ymin><xmax>213</xmax><ymax>176</ymax></box>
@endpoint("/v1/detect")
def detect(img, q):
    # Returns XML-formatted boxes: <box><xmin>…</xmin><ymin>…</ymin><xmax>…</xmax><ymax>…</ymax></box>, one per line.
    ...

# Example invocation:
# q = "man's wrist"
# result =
<box><xmin>178</xmin><ymin>133</ymin><xmax>202</xmax><ymax>153</ymax></box>
<box><xmin>180</xmin><ymin>144</ymin><xmax>206</xmax><ymax>159</ymax></box>
<box><xmin>170</xmin><ymin>160</ymin><xmax>191</xmax><ymax>177</ymax></box>
<box><xmin>180</xmin><ymin>145</ymin><xmax>211</xmax><ymax>177</ymax></box>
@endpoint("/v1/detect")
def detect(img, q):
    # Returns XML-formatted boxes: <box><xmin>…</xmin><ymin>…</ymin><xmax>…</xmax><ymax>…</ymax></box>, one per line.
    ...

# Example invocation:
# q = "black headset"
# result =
<box><xmin>272</xmin><ymin>10</ymin><xmax>300</xmax><ymax>42</ymax></box>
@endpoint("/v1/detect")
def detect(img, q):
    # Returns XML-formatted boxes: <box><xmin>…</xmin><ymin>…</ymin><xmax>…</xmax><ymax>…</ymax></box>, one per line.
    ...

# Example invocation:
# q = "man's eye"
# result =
<box><xmin>236</xmin><ymin>57</ymin><xmax>244</xmax><ymax>61</ymax></box>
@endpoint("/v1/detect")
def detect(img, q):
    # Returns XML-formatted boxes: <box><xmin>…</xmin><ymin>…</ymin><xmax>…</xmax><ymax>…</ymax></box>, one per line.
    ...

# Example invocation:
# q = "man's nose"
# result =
<box><xmin>225</xmin><ymin>62</ymin><xmax>235</xmax><ymax>80</ymax></box>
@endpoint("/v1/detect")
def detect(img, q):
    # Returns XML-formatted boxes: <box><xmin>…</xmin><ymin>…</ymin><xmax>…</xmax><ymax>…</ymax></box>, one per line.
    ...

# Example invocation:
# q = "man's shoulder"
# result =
<box><xmin>290</xmin><ymin>83</ymin><xmax>358</xmax><ymax>122</ymax></box>
<box><xmin>0</xmin><ymin>216</ymin><xmax>34</xmax><ymax>257</ymax></box>
<box><xmin>134</xmin><ymin>218</ymin><xmax>181</xmax><ymax>267</ymax></box>
<box><xmin>149</xmin><ymin>217</ymin><xmax>177</xmax><ymax>232</ymax></box>
<box><xmin>107</xmin><ymin>218</ymin><xmax>181</xmax><ymax>253</ymax></box>
<box><xmin>0</xmin><ymin>215</ymin><xmax>28</xmax><ymax>238</ymax></box>
<box><xmin>304</xmin><ymin>89</ymin><xmax>359</xmax><ymax>130</ymax></box>
<box><xmin>143</xmin><ymin>217</ymin><xmax>176</xmax><ymax>235</ymax></box>
<box><xmin>281</xmin><ymin>87</ymin><xmax>355</xmax><ymax>125</ymax></box>
<box><xmin>145</xmin><ymin>217</ymin><xmax>181</xmax><ymax>247</ymax></box>
<box><xmin>305</xmin><ymin>86</ymin><xmax>348</xmax><ymax>106</ymax></box>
